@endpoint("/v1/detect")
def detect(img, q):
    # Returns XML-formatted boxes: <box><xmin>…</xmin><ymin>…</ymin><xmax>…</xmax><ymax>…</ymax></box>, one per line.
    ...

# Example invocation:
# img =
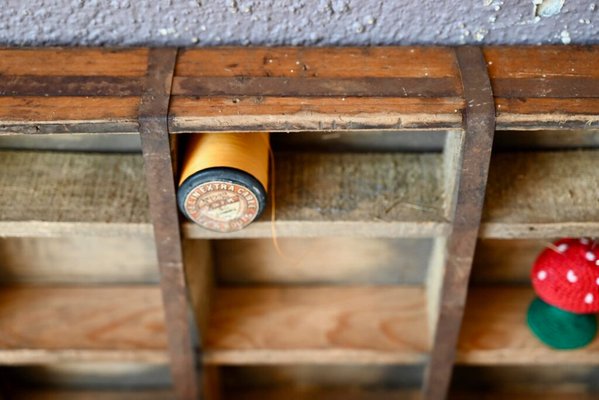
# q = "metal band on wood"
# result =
<box><xmin>423</xmin><ymin>47</ymin><xmax>496</xmax><ymax>400</ymax></box>
<box><xmin>172</xmin><ymin>76</ymin><xmax>460</xmax><ymax>97</ymax></box>
<box><xmin>493</xmin><ymin>77</ymin><xmax>599</xmax><ymax>98</ymax></box>
<box><xmin>138</xmin><ymin>48</ymin><xmax>201</xmax><ymax>400</ymax></box>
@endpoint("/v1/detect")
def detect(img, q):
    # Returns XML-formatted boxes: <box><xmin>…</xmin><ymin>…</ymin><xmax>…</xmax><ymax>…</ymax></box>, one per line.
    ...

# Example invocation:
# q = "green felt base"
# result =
<box><xmin>527</xmin><ymin>297</ymin><xmax>597</xmax><ymax>350</ymax></box>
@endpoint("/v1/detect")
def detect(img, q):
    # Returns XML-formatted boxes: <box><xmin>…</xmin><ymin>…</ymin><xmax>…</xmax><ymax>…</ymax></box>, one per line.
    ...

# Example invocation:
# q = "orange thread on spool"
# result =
<box><xmin>179</xmin><ymin>132</ymin><xmax>269</xmax><ymax>189</ymax></box>
<box><xmin>178</xmin><ymin>132</ymin><xmax>269</xmax><ymax>233</ymax></box>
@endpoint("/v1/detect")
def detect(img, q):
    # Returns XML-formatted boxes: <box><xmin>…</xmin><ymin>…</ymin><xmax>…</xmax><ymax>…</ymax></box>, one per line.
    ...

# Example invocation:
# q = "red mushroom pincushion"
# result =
<box><xmin>531</xmin><ymin>238</ymin><xmax>599</xmax><ymax>314</ymax></box>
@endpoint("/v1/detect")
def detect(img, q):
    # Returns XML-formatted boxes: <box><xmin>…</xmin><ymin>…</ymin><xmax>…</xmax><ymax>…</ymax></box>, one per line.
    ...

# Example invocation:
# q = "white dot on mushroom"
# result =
<box><xmin>557</xmin><ymin>243</ymin><xmax>569</xmax><ymax>253</ymax></box>
<box><xmin>584</xmin><ymin>293</ymin><xmax>594</xmax><ymax>304</ymax></box>
<box><xmin>567</xmin><ymin>270</ymin><xmax>578</xmax><ymax>283</ymax></box>
<box><xmin>580</xmin><ymin>238</ymin><xmax>590</xmax><ymax>245</ymax></box>
<box><xmin>537</xmin><ymin>270</ymin><xmax>547</xmax><ymax>280</ymax></box>
<box><xmin>585</xmin><ymin>251</ymin><xmax>596</xmax><ymax>262</ymax></box>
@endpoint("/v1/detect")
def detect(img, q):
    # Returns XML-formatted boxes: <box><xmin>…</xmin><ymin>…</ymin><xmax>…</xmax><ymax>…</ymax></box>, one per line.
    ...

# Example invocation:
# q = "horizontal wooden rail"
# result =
<box><xmin>1</xmin><ymin>46</ymin><xmax>598</xmax><ymax>134</ymax></box>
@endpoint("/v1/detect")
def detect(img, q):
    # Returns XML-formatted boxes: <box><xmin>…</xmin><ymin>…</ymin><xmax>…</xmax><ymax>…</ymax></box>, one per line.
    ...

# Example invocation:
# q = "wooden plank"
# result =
<box><xmin>176</xmin><ymin>47</ymin><xmax>459</xmax><ymax>78</ymax></box>
<box><xmin>495</xmin><ymin>98</ymin><xmax>599</xmax><ymax>131</ymax></box>
<box><xmin>214</xmin><ymin>238</ymin><xmax>432</xmax><ymax>285</ymax></box>
<box><xmin>0</xmin><ymin>237</ymin><xmax>159</xmax><ymax>284</ymax></box>
<box><xmin>138</xmin><ymin>48</ymin><xmax>200</xmax><ymax>400</ymax></box>
<box><xmin>0</xmin><ymin>76</ymin><xmax>145</xmax><ymax>97</ymax></box>
<box><xmin>0</xmin><ymin>48</ymin><xmax>149</xmax><ymax>77</ymax></box>
<box><xmin>204</xmin><ymin>286</ymin><xmax>429</xmax><ymax>365</ymax></box>
<box><xmin>0</xmin><ymin>151</ymin><xmax>150</xmax><ymax>237</ymax></box>
<box><xmin>0</xmin><ymin>286</ymin><xmax>167</xmax><ymax>365</ymax></box>
<box><xmin>169</xmin><ymin>96</ymin><xmax>464</xmax><ymax>132</ymax></box>
<box><xmin>484</xmin><ymin>46</ymin><xmax>599</xmax><ymax>79</ymax></box>
<box><xmin>424</xmin><ymin>47</ymin><xmax>496</xmax><ymax>400</ymax></box>
<box><xmin>0</xmin><ymin>97</ymin><xmax>139</xmax><ymax>134</ymax></box>
<box><xmin>492</xmin><ymin>77</ymin><xmax>599</xmax><ymax>98</ymax></box>
<box><xmin>185</xmin><ymin>152</ymin><xmax>447</xmax><ymax>239</ymax></box>
<box><xmin>458</xmin><ymin>287</ymin><xmax>599</xmax><ymax>365</ymax></box>
<box><xmin>481</xmin><ymin>151</ymin><xmax>599</xmax><ymax>238</ymax></box>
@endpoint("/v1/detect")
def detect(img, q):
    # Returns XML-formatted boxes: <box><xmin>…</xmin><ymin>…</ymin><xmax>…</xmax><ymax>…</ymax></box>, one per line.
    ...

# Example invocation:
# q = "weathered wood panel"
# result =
<box><xmin>0</xmin><ymin>151</ymin><xmax>150</xmax><ymax>237</ymax></box>
<box><xmin>481</xmin><ymin>151</ymin><xmax>599</xmax><ymax>238</ymax></box>
<box><xmin>169</xmin><ymin>96</ymin><xmax>464</xmax><ymax>132</ymax></box>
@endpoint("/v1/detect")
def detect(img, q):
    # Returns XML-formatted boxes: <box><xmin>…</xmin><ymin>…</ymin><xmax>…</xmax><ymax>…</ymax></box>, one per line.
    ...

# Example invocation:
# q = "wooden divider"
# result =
<box><xmin>138</xmin><ymin>49</ymin><xmax>201</xmax><ymax>400</ymax></box>
<box><xmin>423</xmin><ymin>47</ymin><xmax>496</xmax><ymax>399</ymax></box>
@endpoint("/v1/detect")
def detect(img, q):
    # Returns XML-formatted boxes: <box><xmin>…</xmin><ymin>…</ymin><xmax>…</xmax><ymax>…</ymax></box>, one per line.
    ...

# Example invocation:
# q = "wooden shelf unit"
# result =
<box><xmin>0</xmin><ymin>46</ymin><xmax>598</xmax><ymax>400</ymax></box>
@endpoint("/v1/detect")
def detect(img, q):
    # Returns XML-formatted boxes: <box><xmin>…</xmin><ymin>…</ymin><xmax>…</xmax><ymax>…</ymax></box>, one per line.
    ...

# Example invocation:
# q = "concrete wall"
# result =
<box><xmin>1</xmin><ymin>0</ymin><xmax>598</xmax><ymax>46</ymax></box>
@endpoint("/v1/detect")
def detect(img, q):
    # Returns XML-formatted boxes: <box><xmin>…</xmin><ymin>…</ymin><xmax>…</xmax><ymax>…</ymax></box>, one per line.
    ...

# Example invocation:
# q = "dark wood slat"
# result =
<box><xmin>138</xmin><ymin>48</ymin><xmax>200</xmax><ymax>400</ymax></box>
<box><xmin>0</xmin><ymin>76</ymin><xmax>144</xmax><ymax>96</ymax></box>
<box><xmin>493</xmin><ymin>77</ymin><xmax>599</xmax><ymax>98</ymax></box>
<box><xmin>0</xmin><ymin>122</ymin><xmax>139</xmax><ymax>135</ymax></box>
<box><xmin>172</xmin><ymin>77</ymin><xmax>460</xmax><ymax>97</ymax></box>
<box><xmin>423</xmin><ymin>47</ymin><xmax>496</xmax><ymax>400</ymax></box>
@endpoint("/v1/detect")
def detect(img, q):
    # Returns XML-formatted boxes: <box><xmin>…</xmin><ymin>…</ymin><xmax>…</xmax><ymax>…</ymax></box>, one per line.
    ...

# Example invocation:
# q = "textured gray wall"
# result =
<box><xmin>1</xmin><ymin>0</ymin><xmax>598</xmax><ymax>46</ymax></box>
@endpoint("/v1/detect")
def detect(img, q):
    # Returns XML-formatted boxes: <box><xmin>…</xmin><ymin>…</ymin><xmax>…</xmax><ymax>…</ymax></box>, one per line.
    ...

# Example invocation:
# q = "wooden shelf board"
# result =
<box><xmin>0</xmin><ymin>151</ymin><xmax>151</xmax><ymax>237</ymax></box>
<box><xmin>204</xmin><ymin>286</ymin><xmax>429</xmax><ymax>365</ymax></box>
<box><xmin>185</xmin><ymin>152</ymin><xmax>447</xmax><ymax>239</ymax></box>
<box><xmin>0</xmin><ymin>285</ymin><xmax>167</xmax><ymax>365</ymax></box>
<box><xmin>481</xmin><ymin>150</ymin><xmax>599</xmax><ymax>238</ymax></box>
<box><xmin>458</xmin><ymin>287</ymin><xmax>599</xmax><ymax>365</ymax></box>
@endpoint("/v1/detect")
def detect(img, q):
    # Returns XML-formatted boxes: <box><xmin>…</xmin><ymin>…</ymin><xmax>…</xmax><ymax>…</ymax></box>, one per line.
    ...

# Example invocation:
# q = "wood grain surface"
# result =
<box><xmin>176</xmin><ymin>47</ymin><xmax>459</xmax><ymax>78</ymax></box>
<box><xmin>0</xmin><ymin>49</ymin><xmax>148</xmax><ymax>77</ymax></box>
<box><xmin>0</xmin><ymin>286</ymin><xmax>167</xmax><ymax>364</ymax></box>
<box><xmin>204</xmin><ymin>286</ymin><xmax>429</xmax><ymax>365</ymax></box>
<box><xmin>169</xmin><ymin>96</ymin><xmax>464</xmax><ymax>132</ymax></box>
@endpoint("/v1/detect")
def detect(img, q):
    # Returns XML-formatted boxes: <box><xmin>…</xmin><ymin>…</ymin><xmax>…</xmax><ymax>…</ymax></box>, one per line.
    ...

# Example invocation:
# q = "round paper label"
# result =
<box><xmin>183</xmin><ymin>180</ymin><xmax>260</xmax><ymax>232</ymax></box>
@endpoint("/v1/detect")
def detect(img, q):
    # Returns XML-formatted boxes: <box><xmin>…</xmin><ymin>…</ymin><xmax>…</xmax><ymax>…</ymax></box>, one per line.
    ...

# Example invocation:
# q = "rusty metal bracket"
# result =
<box><xmin>423</xmin><ymin>46</ymin><xmax>496</xmax><ymax>400</ymax></box>
<box><xmin>139</xmin><ymin>48</ymin><xmax>201</xmax><ymax>400</ymax></box>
